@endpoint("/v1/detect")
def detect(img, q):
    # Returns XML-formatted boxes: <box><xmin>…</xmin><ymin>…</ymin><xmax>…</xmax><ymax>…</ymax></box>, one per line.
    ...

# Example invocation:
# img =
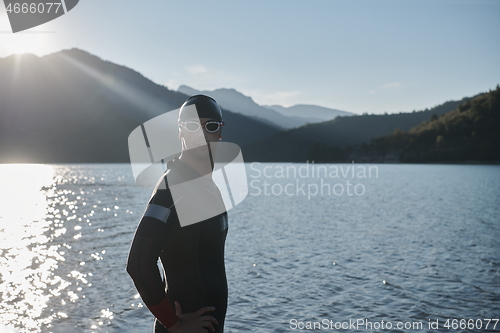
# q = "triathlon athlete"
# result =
<box><xmin>127</xmin><ymin>95</ymin><xmax>229</xmax><ymax>333</ymax></box>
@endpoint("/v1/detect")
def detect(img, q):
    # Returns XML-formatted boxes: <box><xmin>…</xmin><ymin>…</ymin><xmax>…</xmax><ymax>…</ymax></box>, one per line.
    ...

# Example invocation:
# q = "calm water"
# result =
<box><xmin>0</xmin><ymin>163</ymin><xmax>499</xmax><ymax>333</ymax></box>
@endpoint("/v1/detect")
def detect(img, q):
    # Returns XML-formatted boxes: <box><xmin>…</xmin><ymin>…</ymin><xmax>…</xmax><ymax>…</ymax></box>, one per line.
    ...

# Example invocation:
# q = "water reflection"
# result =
<box><xmin>0</xmin><ymin>164</ymin><xmax>70</xmax><ymax>332</ymax></box>
<box><xmin>0</xmin><ymin>164</ymin><xmax>154</xmax><ymax>332</ymax></box>
<box><xmin>0</xmin><ymin>165</ymin><xmax>54</xmax><ymax>330</ymax></box>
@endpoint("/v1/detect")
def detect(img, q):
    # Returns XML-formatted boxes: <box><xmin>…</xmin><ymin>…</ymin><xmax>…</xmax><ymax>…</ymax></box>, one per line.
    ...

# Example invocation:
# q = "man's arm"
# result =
<box><xmin>126</xmin><ymin>182</ymin><xmax>179</xmax><ymax>329</ymax></box>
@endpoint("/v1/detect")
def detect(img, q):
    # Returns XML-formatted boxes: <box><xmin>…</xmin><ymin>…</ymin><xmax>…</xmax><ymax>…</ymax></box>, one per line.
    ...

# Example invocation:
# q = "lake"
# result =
<box><xmin>0</xmin><ymin>163</ymin><xmax>498</xmax><ymax>332</ymax></box>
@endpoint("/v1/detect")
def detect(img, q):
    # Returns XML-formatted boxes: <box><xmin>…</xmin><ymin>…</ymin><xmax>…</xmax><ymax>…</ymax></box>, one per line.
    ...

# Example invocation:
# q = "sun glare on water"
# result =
<box><xmin>0</xmin><ymin>164</ymin><xmax>68</xmax><ymax>332</ymax></box>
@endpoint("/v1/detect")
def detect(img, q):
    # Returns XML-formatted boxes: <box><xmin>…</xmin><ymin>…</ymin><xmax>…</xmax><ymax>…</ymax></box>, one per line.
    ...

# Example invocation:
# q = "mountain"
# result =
<box><xmin>0</xmin><ymin>49</ymin><xmax>281</xmax><ymax>163</ymax></box>
<box><xmin>2</xmin><ymin>48</ymin><xmax>493</xmax><ymax>165</ymax></box>
<box><xmin>241</xmin><ymin>94</ymin><xmax>479</xmax><ymax>162</ymax></box>
<box><xmin>178</xmin><ymin>85</ymin><xmax>300</xmax><ymax>128</ymax></box>
<box><xmin>264</xmin><ymin>104</ymin><xmax>354</xmax><ymax>121</ymax></box>
<box><xmin>177</xmin><ymin>85</ymin><xmax>350</xmax><ymax>128</ymax></box>
<box><xmin>348</xmin><ymin>86</ymin><xmax>500</xmax><ymax>163</ymax></box>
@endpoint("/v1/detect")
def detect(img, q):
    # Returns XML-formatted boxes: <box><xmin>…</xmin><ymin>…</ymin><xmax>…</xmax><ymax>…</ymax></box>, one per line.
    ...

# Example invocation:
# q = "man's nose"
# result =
<box><xmin>203</xmin><ymin>130</ymin><xmax>217</xmax><ymax>142</ymax></box>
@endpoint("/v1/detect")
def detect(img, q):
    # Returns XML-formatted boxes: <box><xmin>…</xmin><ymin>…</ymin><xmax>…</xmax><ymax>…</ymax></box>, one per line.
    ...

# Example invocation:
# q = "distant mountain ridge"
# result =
<box><xmin>264</xmin><ymin>104</ymin><xmax>353</xmax><ymax>121</ymax></box>
<box><xmin>177</xmin><ymin>85</ymin><xmax>353</xmax><ymax>128</ymax></box>
<box><xmin>178</xmin><ymin>85</ymin><xmax>291</xmax><ymax>128</ymax></box>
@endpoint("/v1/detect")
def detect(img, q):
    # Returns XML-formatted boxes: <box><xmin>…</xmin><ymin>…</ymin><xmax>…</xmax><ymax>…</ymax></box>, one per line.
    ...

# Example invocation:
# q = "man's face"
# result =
<box><xmin>179</xmin><ymin>117</ymin><xmax>222</xmax><ymax>155</ymax></box>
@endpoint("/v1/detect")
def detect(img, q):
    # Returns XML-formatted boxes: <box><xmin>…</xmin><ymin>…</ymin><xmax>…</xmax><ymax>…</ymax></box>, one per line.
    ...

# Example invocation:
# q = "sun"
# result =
<box><xmin>0</xmin><ymin>10</ymin><xmax>55</xmax><ymax>57</ymax></box>
<box><xmin>1</xmin><ymin>31</ymin><xmax>54</xmax><ymax>56</ymax></box>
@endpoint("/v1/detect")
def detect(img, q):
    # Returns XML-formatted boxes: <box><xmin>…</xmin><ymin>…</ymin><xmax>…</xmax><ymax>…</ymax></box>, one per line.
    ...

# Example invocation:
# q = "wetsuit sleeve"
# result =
<box><xmin>126</xmin><ymin>178</ymin><xmax>178</xmax><ymax>329</ymax></box>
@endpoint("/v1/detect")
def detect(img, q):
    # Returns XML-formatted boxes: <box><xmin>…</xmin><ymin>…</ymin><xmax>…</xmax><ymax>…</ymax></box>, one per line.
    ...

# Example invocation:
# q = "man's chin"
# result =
<box><xmin>187</xmin><ymin>145</ymin><xmax>210</xmax><ymax>158</ymax></box>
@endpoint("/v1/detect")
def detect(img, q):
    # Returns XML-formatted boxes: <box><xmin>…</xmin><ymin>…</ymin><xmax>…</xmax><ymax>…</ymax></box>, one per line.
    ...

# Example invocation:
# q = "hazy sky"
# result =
<box><xmin>0</xmin><ymin>0</ymin><xmax>499</xmax><ymax>114</ymax></box>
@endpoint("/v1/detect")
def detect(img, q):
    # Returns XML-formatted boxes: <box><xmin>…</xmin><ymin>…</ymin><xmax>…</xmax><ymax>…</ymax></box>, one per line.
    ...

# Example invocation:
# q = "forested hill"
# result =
<box><xmin>349</xmin><ymin>86</ymin><xmax>500</xmax><ymax>163</ymax></box>
<box><xmin>242</xmin><ymin>94</ymin><xmax>477</xmax><ymax>162</ymax></box>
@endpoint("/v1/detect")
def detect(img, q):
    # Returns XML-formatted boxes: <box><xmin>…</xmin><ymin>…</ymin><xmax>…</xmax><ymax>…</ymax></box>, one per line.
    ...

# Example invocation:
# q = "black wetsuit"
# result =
<box><xmin>127</xmin><ymin>157</ymin><xmax>229</xmax><ymax>332</ymax></box>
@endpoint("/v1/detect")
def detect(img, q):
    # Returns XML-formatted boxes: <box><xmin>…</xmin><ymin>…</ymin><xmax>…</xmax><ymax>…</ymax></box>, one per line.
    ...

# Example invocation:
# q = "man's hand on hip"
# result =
<box><xmin>168</xmin><ymin>301</ymin><xmax>218</xmax><ymax>333</ymax></box>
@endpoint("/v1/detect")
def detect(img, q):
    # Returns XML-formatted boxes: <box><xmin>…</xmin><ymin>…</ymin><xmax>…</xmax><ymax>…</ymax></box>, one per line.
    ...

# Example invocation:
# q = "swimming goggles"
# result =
<box><xmin>179</xmin><ymin>120</ymin><xmax>225</xmax><ymax>133</ymax></box>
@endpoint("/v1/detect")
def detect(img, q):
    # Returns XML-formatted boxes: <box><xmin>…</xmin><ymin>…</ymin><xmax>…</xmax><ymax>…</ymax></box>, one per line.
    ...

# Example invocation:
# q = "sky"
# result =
<box><xmin>0</xmin><ymin>0</ymin><xmax>499</xmax><ymax>114</ymax></box>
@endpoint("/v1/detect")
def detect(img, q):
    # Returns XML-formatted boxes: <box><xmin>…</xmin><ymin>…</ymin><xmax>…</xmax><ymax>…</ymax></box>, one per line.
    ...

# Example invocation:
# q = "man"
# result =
<box><xmin>127</xmin><ymin>95</ymin><xmax>229</xmax><ymax>333</ymax></box>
